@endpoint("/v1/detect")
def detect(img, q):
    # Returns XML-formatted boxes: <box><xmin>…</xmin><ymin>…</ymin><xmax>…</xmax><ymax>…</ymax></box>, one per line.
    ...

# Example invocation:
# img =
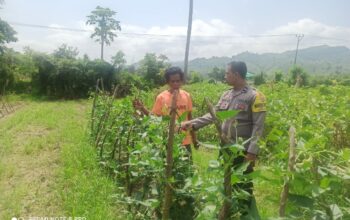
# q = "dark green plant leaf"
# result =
<box><xmin>289</xmin><ymin>193</ymin><xmax>314</xmax><ymax>209</ymax></box>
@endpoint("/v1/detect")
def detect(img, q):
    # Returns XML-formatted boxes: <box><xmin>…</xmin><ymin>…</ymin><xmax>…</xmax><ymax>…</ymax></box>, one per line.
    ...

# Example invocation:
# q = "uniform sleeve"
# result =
<box><xmin>247</xmin><ymin>92</ymin><xmax>267</xmax><ymax>155</ymax></box>
<box><xmin>151</xmin><ymin>95</ymin><xmax>164</xmax><ymax>116</ymax></box>
<box><xmin>190</xmin><ymin>92</ymin><xmax>227</xmax><ymax>130</ymax></box>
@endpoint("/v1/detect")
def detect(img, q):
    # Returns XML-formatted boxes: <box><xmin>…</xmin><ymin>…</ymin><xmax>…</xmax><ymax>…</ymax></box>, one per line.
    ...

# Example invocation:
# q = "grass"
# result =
<box><xmin>192</xmin><ymin>146</ymin><xmax>218</xmax><ymax>174</ymax></box>
<box><xmin>0</xmin><ymin>98</ymin><xmax>121</xmax><ymax>220</ymax></box>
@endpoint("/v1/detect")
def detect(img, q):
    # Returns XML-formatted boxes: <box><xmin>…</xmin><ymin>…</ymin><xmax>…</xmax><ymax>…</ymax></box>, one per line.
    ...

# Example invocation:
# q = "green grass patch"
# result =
<box><xmin>0</xmin><ymin>98</ymin><xmax>122</xmax><ymax>219</ymax></box>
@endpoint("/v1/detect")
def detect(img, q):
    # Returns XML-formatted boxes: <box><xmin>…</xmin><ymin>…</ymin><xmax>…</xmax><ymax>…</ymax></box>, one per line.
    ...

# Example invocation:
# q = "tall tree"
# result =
<box><xmin>86</xmin><ymin>6</ymin><xmax>121</xmax><ymax>60</ymax></box>
<box><xmin>184</xmin><ymin>0</ymin><xmax>193</xmax><ymax>80</ymax></box>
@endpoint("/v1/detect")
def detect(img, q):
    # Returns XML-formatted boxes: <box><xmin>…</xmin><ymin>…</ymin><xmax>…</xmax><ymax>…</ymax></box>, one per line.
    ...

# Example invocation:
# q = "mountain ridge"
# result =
<box><xmin>173</xmin><ymin>45</ymin><xmax>350</xmax><ymax>75</ymax></box>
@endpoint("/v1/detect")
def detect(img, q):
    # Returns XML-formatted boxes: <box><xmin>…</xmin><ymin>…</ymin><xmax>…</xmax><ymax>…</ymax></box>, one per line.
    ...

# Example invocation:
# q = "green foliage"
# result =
<box><xmin>274</xmin><ymin>70</ymin><xmax>284</xmax><ymax>82</ymax></box>
<box><xmin>0</xmin><ymin>48</ymin><xmax>38</xmax><ymax>93</ymax></box>
<box><xmin>182</xmin><ymin>82</ymin><xmax>229</xmax><ymax>142</ymax></box>
<box><xmin>189</xmin><ymin>70</ymin><xmax>203</xmax><ymax>84</ymax></box>
<box><xmin>254</xmin><ymin>72</ymin><xmax>266</xmax><ymax>86</ymax></box>
<box><xmin>90</xmin><ymin>86</ymin><xmax>256</xmax><ymax>219</ymax></box>
<box><xmin>307</xmin><ymin>74</ymin><xmax>350</xmax><ymax>87</ymax></box>
<box><xmin>89</xmin><ymin>82</ymin><xmax>350</xmax><ymax>219</ymax></box>
<box><xmin>53</xmin><ymin>44</ymin><xmax>79</xmax><ymax>59</ymax></box>
<box><xmin>0</xmin><ymin>52</ymin><xmax>14</xmax><ymax>93</ymax></box>
<box><xmin>340</xmin><ymin>78</ymin><xmax>350</xmax><ymax>86</ymax></box>
<box><xmin>90</xmin><ymin>93</ymin><xmax>198</xmax><ymax>219</ymax></box>
<box><xmin>116</xmin><ymin>72</ymin><xmax>148</xmax><ymax>97</ymax></box>
<box><xmin>0</xmin><ymin>18</ymin><xmax>17</xmax><ymax>52</ymax></box>
<box><xmin>30</xmin><ymin>53</ymin><xmax>116</xmax><ymax>98</ymax></box>
<box><xmin>138</xmin><ymin>53</ymin><xmax>170</xmax><ymax>87</ymax></box>
<box><xmin>216</xmin><ymin>110</ymin><xmax>239</xmax><ymax>121</ymax></box>
<box><xmin>163</xmin><ymin>82</ymin><xmax>350</xmax><ymax>218</ymax></box>
<box><xmin>208</xmin><ymin>66</ymin><xmax>225</xmax><ymax>82</ymax></box>
<box><xmin>289</xmin><ymin>65</ymin><xmax>309</xmax><ymax>87</ymax></box>
<box><xmin>111</xmin><ymin>50</ymin><xmax>126</xmax><ymax>72</ymax></box>
<box><xmin>1</xmin><ymin>47</ymin><xmax>181</xmax><ymax>98</ymax></box>
<box><xmin>258</xmin><ymin>83</ymin><xmax>350</xmax><ymax>218</ymax></box>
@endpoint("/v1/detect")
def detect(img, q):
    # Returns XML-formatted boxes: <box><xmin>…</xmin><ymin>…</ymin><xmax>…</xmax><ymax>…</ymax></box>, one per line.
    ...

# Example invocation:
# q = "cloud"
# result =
<box><xmin>8</xmin><ymin>18</ymin><xmax>350</xmax><ymax>63</ymax></box>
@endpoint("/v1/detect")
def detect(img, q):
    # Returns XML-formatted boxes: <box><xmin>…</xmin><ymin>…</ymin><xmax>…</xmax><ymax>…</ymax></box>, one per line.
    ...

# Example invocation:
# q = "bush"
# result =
<box><xmin>274</xmin><ymin>70</ymin><xmax>284</xmax><ymax>82</ymax></box>
<box><xmin>189</xmin><ymin>71</ymin><xmax>203</xmax><ymax>84</ymax></box>
<box><xmin>116</xmin><ymin>72</ymin><xmax>149</xmax><ymax>97</ymax></box>
<box><xmin>288</xmin><ymin>66</ymin><xmax>308</xmax><ymax>87</ymax></box>
<box><xmin>31</xmin><ymin>54</ymin><xmax>117</xmax><ymax>98</ymax></box>
<box><xmin>254</xmin><ymin>72</ymin><xmax>266</xmax><ymax>85</ymax></box>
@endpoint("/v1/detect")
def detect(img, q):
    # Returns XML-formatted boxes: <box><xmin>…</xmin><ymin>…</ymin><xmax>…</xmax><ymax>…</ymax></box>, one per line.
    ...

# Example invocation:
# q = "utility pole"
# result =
<box><xmin>293</xmin><ymin>34</ymin><xmax>304</xmax><ymax>65</ymax></box>
<box><xmin>184</xmin><ymin>0</ymin><xmax>193</xmax><ymax>80</ymax></box>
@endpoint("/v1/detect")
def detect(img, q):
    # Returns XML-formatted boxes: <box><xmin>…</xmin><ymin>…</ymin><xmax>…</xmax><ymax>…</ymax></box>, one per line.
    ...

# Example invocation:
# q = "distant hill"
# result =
<box><xmin>174</xmin><ymin>45</ymin><xmax>350</xmax><ymax>75</ymax></box>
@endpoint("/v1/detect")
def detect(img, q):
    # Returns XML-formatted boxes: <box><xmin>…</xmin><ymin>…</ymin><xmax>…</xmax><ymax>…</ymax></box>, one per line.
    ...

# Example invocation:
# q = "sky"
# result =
<box><xmin>1</xmin><ymin>0</ymin><xmax>350</xmax><ymax>63</ymax></box>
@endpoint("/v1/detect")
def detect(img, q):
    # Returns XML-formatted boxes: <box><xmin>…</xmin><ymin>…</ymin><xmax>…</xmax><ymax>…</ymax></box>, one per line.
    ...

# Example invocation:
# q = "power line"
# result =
<box><xmin>305</xmin><ymin>34</ymin><xmax>350</xmax><ymax>42</ymax></box>
<box><xmin>8</xmin><ymin>21</ymin><xmax>298</xmax><ymax>38</ymax></box>
<box><xmin>9</xmin><ymin>22</ymin><xmax>89</xmax><ymax>33</ymax></box>
<box><xmin>8</xmin><ymin>21</ymin><xmax>350</xmax><ymax>42</ymax></box>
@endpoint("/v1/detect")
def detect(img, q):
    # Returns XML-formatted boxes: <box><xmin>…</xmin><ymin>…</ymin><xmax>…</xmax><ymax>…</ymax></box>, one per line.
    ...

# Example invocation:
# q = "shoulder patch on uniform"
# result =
<box><xmin>252</xmin><ymin>91</ymin><xmax>266</xmax><ymax>112</ymax></box>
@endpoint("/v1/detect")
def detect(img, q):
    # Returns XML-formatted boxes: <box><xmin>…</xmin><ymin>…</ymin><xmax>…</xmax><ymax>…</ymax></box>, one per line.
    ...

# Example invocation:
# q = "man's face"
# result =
<box><xmin>168</xmin><ymin>73</ymin><xmax>182</xmax><ymax>90</ymax></box>
<box><xmin>225</xmin><ymin>65</ymin><xmax>237</xmax><ymax>86</ymax></box>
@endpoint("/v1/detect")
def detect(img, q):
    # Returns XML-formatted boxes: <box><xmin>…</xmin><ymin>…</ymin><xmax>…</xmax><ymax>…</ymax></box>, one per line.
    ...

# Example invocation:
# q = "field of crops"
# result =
<box><xmin>90</xmin><ymin>81</ymin><xmax>350</xmax><ymax>219</ymax></box>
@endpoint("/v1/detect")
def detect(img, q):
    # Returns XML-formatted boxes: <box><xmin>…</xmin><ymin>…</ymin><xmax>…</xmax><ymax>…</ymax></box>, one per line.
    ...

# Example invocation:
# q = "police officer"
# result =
<box><xmin>182</xmin><ymin>61</ymin><xmax>266</xmax><ymax>217</ymax></box>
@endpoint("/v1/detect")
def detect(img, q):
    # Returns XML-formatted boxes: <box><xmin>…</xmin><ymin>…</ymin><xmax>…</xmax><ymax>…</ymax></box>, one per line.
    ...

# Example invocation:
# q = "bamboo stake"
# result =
<box><xmin>125</xmin><ymin>126</ymin><xmax>134</xmax><ymax>197</ymax></box>
<box><xmin>91</xmin><ymin>79</ymin><xmax>101</xmax><ymax>135</ymax></box>
<box><xmin>162</xmin><ymin>90</ymin><xmax>178</xmax><ymax>220</ymax></box>
<box><xmin>95</xmin><ymin>85</ymin><xmax>118</xmax><ymax>148</ymax></box>
<box><xmin>204</xmin><ymin>98</ymin><xmax>232</xmax><ymax>220</ymax></box>
<box><xmin>279</xmin><ymin>126</ymin><xmax>297</xmax><ymax>217</ymax></box>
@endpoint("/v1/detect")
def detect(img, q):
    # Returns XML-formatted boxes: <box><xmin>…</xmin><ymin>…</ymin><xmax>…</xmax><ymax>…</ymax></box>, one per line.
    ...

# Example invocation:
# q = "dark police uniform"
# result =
<box><xmin>190</xmin><ymin>85</ymin><xmax>266</xmax><ymax>154</ymax></box>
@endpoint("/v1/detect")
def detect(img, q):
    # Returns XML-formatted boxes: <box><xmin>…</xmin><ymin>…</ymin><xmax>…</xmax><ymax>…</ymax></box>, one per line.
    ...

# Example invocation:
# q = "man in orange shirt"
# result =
<box><xmin>133</xmin><ymin>66</ymin><xmax>197</xmax><ymax>153</ymax></box>
<box><xmin>134</xmin><ymin>66</ymin><xmax>197</xmax><ymax>219</ymax></box>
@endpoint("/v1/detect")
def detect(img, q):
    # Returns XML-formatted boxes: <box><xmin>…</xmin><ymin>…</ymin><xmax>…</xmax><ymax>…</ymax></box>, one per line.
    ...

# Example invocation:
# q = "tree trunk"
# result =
<box><xmin>101</xmin><ymin>36</ymin><xmax>104</xmax><ymax>60</ymax></box>
<box><xmin>184</xmin><ymin>0</ymin><xmax>193</xmax><ymax>80</ymax></box>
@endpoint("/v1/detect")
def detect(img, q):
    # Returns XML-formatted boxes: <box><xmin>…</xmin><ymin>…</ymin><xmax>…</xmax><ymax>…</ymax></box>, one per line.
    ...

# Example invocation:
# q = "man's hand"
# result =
<box><xmin>181</xmin><ymin>121</ymin><xmax>193</xmax><ymax>131</ymax></box>
<box><xmin>132</xmin><ymin>99</ymin><xmax>144</xmax><ymax>111</ymax></box>
<box><xmin>245</xmin><ymin>152</ymin><xmax>257</xmax><ymax>162</ymax></box>
<box><xmin>193</xmin><ymin>139</ymin><xmax>200</xmax><ymax>150</ymax></box>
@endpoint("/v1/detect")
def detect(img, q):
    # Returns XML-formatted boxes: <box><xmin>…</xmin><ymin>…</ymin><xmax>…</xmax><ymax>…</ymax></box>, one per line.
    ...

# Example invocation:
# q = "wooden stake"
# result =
<box><xmin>162</xmin><ymin>90</ymin><xmax>178</xmax><ymax>220</ymax></box>
<box><xmin>91</xmin><ymin>79</ymin><xmax>100</xmax><ymax>135</ymax></box>
<box><xmin>204</xmin><ymin>98</ymin><xmax>232</xmax><ymax>220</ymax></box>
<box><xmin>279</xmin><ymin>126</ymin><xmax>296</xmax><ymax>217</ymax></box>
<box><xmin>95</xmin><ymin>85</ymin><xmax>118</xmax><ymax>148</ymax></box>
